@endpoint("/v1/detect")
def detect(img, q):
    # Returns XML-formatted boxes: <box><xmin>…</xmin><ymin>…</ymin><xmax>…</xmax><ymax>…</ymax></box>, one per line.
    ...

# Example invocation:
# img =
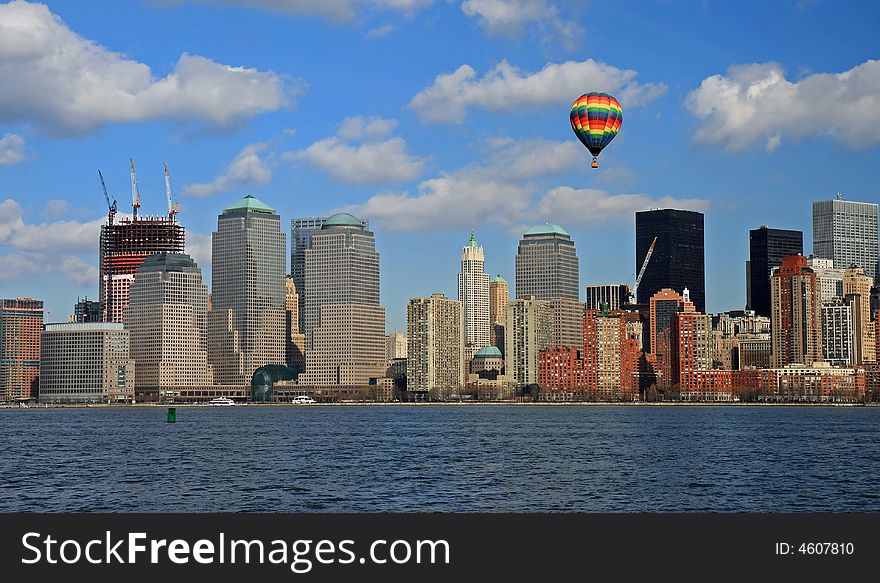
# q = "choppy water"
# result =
<box><xmin>2</xmin><ymin>405</ymin><xmax>879</xmax><ymax>512</ymax></box>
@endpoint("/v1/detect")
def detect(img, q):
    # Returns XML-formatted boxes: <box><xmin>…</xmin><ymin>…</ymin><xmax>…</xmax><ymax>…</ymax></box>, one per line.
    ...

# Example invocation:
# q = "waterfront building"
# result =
<box><xmin>585</xmin><ymin>284</ymin><xmax>630</xmax><ymax>311</ymax></box>
<box><xmin>285</xmin><ymin>276</ymin><xmax>306</xmax><ymax>371</ymax></box>
<box><xmin>298</xmin><ymin>212</ymin><xmax>385</xmax><ymax>386</ymax></box>
<box><xmin>126</xmin><ymin>253</ymin><xmax>213</xmax><ymax>401</ymax></box>
<box><xmin>636</xmin><ymin>209</ymin><xmax>705</xmax><ymax>313</ymax></box>
<box><xmin>39</xmin><ymin>322</ymin><xmax>134</xmax><ymax>403</ymax></box>
<box><xmin>489</xmin><ymin>275</ymin><xmax>509</xmax><ymax>351</ymax></box>
<box><xmin>458</xmin><ymin>231</ymin><xmax>490</xmax><ymax>361</ymax></box>
<box><xmin>770</xmin><ymin>255</ymin><xmax>823</xmax><ymax>367</ymax></box>
<box><xmin>671</xmin><ymin>310</ymin><xmax>713</xmax><ymax>381</ymax></box>
<box><xmin>843</xmin><ymin>266</ymin><xmax>877</xmax><ymax>364</ymax></box>
<box><xmin>406</xmin><ymin>293</ymin><xmax>465</xmax><ymax>399</ymax></box>
<box><xmin>385</xmin><ymin>332</ymin><xmax>407</xmax><ymax>363</ymax></box>
<box><xmin>812</xmin><ymin>196</ymin><xmax>878</xmax><ymax>281</ymax></box>
<box><xmin>806</xmin><ymin>257</ymin><xmax>845</xmax><ymax>302</ymax></box>
<box><xmin>99</xmin><ymin>215</ymin><xmax>184</xmax><ymax>323</ymax></box>
<box><xmin>761</xmin><ymin>362</ymin><xmax>865</xmax><ymax>402</ymax></box>
<box><xmin>0</xmin><ymin>298</ymin><xmax>43</xmax><ymax>402</ymax></box>
<box><xmin>648</xmin><ymin>288</ymin><xmax>688</xmax><ymax>386</ymax></box>
<box><xmin>505</xmin><ymin>296</ymin><xmax>553</xmax><ymax>388</ymax></box>
<box><xmin>208</xmin><ymin>195</ymin><xmax>286</xmax><ymax>385</ymax></box>
<box><xmin>821</xmin><ymin>299</ymin><xmax>854</xmax><ymax>366</ymax></box>
<box><xmin>515</xmin><ymin>223</ymin><xmax>582</xmax><ymax>348</ymax></box>
<box><xmin>583</xmin><ymin>308</ymin><xmax>640</xmax><ymax>400</ymax></box>
<box><xmin>470</xmin><ymin>345</ymin><xmax>504</xmax><ymax>377</ymax></box>
<box><xmin>746</xmin><ymin>226</ymin><xmax>803</xmax><ymax>317</ymax></box>
<box><xmin>290</xmin><ymin>215</ymin><xmax>369</xmax><ymax>333</ymax></box>
<box><xmin>737</xmin><ymin>336</ymin><xmax>772</xmax><ymax>369</ymax></box>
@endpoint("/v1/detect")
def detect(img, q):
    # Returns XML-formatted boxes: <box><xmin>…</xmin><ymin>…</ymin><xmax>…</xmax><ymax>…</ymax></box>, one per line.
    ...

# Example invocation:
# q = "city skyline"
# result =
<box><xmin>0</xmin><ymin>1</ymin><xmax>878</xmax><ymax>333</ymax></box>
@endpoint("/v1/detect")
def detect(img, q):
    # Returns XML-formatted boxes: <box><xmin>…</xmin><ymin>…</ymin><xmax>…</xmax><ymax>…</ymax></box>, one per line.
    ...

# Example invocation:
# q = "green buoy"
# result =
<box><xmin>167</xmin><ymin>407</ymin><xmax>176</xmax><ymax>423</ymax></box>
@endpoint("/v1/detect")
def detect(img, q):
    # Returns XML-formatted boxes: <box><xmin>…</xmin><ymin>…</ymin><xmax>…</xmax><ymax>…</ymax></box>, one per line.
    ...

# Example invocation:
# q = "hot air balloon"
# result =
<box><xmin>570</xmin><ymin>92</ymin><xmax>623</xmax><ymax>168</ymax></box>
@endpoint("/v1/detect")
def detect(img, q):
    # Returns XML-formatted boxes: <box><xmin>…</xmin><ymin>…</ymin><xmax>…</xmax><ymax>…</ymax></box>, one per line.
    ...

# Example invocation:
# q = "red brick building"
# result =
<box><xmin>0</xmin><ymin>298</ymin><xmax>43</xmax><ymax>401</ymax></box>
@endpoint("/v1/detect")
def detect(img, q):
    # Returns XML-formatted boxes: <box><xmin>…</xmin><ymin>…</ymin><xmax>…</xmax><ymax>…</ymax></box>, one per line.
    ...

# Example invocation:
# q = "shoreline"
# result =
<box><xmin>2</xmin><ymin>401</ymin><xmax>877</xmax><ymax>409</ymax></box>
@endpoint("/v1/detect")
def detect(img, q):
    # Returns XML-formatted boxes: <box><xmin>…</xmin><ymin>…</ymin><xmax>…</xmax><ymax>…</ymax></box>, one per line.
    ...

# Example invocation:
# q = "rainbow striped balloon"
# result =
<box><xmin>570</xmin><ymin>92</ymin><xmax>623</xmax><ymax>167</ymax></box>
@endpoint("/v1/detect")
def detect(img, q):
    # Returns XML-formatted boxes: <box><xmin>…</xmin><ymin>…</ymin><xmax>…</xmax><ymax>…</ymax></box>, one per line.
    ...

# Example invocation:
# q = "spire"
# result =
<box><xmin>469</xmin><ymin>229</ymin><xmax>478</xmax><ymax>248</ymax></box>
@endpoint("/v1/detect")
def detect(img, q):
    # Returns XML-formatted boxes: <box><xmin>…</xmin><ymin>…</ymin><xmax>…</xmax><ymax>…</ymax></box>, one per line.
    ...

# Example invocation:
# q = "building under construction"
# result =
<box><xmin>99</xmin><ymin>160</ymin><xmax>185</xmax><ymax>322</ymax></box>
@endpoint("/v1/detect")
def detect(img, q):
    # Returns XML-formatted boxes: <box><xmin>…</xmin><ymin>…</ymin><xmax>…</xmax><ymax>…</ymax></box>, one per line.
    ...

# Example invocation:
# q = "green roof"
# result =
<box><xmin>468</xmin><ymin>230</ymin><xmax>478</xmax><ymax>247</ymax></box>
<box><xmin>323</xmin><ymin>212</ymin><xmax>364</xmax><ymax>228</ymax></box>
<box><xmin>524</xmin><ymin>223</ymin><xmax>569</xmax><ymax>237</ymax></box>
<box><xmin>474</xmin><ymin>346</ymin><xmax>503</xmax><ymax>358</ymax></box>
<box><xmin>223</xmin><ymin>195</ymin><xmax>275</xmax><ymax>213</ymax></box>
<box><xmin>491</xmin><ymin>275</ymin><xmax>507</xmax><ymax>283</ymax></box>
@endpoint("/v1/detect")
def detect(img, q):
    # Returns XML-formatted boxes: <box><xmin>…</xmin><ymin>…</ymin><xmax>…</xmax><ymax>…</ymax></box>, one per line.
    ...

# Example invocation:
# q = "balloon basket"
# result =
<box><xmin>591</xmin><ymin>157</ymin><xmax>599</xmax><ymax>169</ymax></box>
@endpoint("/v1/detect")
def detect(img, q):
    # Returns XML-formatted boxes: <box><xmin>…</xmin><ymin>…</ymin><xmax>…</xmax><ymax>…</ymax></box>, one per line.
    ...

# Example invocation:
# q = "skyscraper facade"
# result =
<box><xmin>636</xmin><ymin>209</ymin><xmax>705</xmax><ymax>313</ymax></box>
<box><xmin>747</xmin><ymin>226</ymin><xmax>803</xmax><ymax>316</ymax></box>
<box><xmin>208</xmin><ymin>195</ymin><xmax>286</xmax><ymax>385</ymax></box>
<box><xmin>515</xmin><ymin>223</ymin><xmax>582</xmax><ymax>348</ymax></box>
<box><xmin>585</xmin><ymin>284</ymin><xmax>631</xmax><ymax>311</ymax></box>
<box><xmin>843</xmin><ymin>266</ymin><xmax>877</xmax><ymax>364</ymax></box>
<box><xmin>291</xmin><ymin>215</ymin><xmax>369</xmax><ymax>334</ymax></box>
<box><xmin>583</xmin><ymin>308</ymin><xmax>640</xmax><ymax>400</ymax></box>
<box><xmin>806</xmin><ymin>256</ymin><xmax>844</xmax><ymax>302</ymax></box>
<box><xmin>504</xmin><ymin>296</ymin><xmax>553</xmax><ymax>388</ymax></box>
<box><xmin>489</xmin><ymin>275</ymin><xmax>509</xmax><ymax>350</ymax></box>
<box><xmin>813</xmin><ymin>197</ymin><xmax>879</xmax><ymax>281</ymax></box>
<box><xmin>0</xmin><ymin>298</ymin><xmax>43</xmax><ymax>402</ymax></box>
<box><xmin>821</xmin><ymin>300</ymin><xmax>853</xmax><ymax>366</ymax></box>
<box><xmin>126</xmin><ymin>253</ymin><xmax>213</xmax><ymax>401</ymax></box>
<box><xmin>285</xmin><ymin>276</ymin><xmax>306</xmax><ymax>371</ymax></box>
<box><xmin>648</xmin><ymin>288</ymin><xmax>688</xmax><ymax>387</ymax></box>
<box><xmin>99</xmin><ymin>216</ymin><xmax>184</xmax><ymax>323</ymax></box>
<box><xmin>458</xmin><ymin>231</ymin><xmax>490</xmax><ymax>361</ymax></box>
<box><xmin>406</xmin><ymin>293</ymin><xmax>464</xmax><ymax>399</ymax></box>
<box><xmin>298</xmin><ymin>212</ymin><xmax>385</xmax><ymax>386</ymax></box>
<box><xmin>770</xmin><ymin>255</ymin><xmax>823</xmax><ymax>367</ymax></box>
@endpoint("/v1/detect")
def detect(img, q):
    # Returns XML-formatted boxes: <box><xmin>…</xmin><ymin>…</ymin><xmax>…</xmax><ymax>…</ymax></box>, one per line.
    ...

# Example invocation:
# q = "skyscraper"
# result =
<box><xmin>489</xmin><ymin>275</ymin><xmax>509</xmax><ymax>351</ymax></box>
<box><xmin>208</xmin><ymin>195</ymin><xmax>286</xmax><ymax>385</ymax></box>
<box><xmin>0</xmin><ymin>298</ymin><xmax>43</xmax><ymax>402</ymax></box>
<box><xmin>406</xmin><ymin>293</ymin><xmax>464</xmax><ymax>399</ymax></box>
<box><xmin>843</xmin><ymin>266</ymin><xmax>877</xmax><ymax>364</ymax></box>
<box><xmin>505</xmin><ymin>296</ymin><xmax>553</xmax><ymax>388</ymax></box>
<box><xmin>747</xmin><ymin>226</ymin><xmax>803</xmax><ymax>316</ymax></box>
<box><xmin>806</xmin><ymin>256</ymin><xmax>844</xmax><ymax>302</ymax></box>
<box><xmin>770</xmin><ymin>255</ymin><xmax>823</xmax><ymax>367</ymax></box>
<box><xmin>298</xmin><ymin>212</ymin><xmax>385</xmax><ymax>386</ymax></box>
<box><xmin>636</xmin><ymin>209</ymin><xmax>705</xmax><ymax>313</ymax></box>
<box><xmin>515</xmin><ymin>223</ymin><xmax>582</xmax><ymax>348</ymax></box>
<box><xmin>458</xmin><ymin>231</ymin><xmax>490</xmax><ymax>361</ymax></box>
<box><xmin>813</xmin><ymin>196</ymin><xmax>879</xmax><ymax>281</ymax></box>
<box><xmin>99</xmin><ymin>216</ymin><xmax>184</xmax><ymax>323</ymax></box>
<box><xmin>290</xmin><ymin>215</ymin><xmax>369</xmax><ymax>334</ymax></box>
<box><xmin>583</xmin><ymin>308</ymin><xmax>640</xmax><ymax>400</ymax></box>
<box><xmin>285</xmin><ymin>276</ymin><xmax>306</xmax><ymax>371</ymax></box>
<box><xmin>585</xmin><ymin>284</ymin><xmax>630</xmax><ymax>311</ymax></box>
<box><xmin>126</xmin><ymin>252</ymin><xmax>213</xmax><ymax>401</ymax></box>
<box><xmin>648</xmin><ymin>288</ymin><xmax>688</xmax><ymax>387</ymax></box>
<box><xmin>821</xmin><ymin>300</ymin><xmax>853</xmax><ymax>365</ymax></box>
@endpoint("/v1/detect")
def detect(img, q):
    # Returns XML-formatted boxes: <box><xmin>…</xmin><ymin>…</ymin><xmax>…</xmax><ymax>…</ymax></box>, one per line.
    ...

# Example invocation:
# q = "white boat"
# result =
<box><xmin>209</xmin><ymin>397</ymin><xmax>235</xmax><ymax>406</ymax></box>
<box><xmin>291</xmin><ymin>395</ymin><xmax>316</xmax><ymax>404</ymax></box>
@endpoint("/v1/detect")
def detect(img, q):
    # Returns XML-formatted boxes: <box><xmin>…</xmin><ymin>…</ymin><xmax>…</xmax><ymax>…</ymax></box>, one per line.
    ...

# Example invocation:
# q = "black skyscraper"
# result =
<box><xmin>636</xmin><ymin>209</ymin><xmax>705</xmax><ymax>313</ymax></box>
<box><xmin>746</xmin><ymin>226</ymin><xmax>803</xmax><ymax>317</ymax></box>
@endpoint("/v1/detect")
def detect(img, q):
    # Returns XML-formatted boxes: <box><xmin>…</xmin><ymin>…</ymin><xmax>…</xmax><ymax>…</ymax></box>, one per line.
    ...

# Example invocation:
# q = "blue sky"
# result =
<box><xmin>0</xmin><ymin>0</ymin><xmax>877</xmax><ymax>330</ymax></box>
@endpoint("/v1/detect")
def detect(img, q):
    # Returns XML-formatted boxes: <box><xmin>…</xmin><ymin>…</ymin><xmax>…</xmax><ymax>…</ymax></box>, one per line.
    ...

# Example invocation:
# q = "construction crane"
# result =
<box><xmin>630</xmin><ymin>236</ymin><xmax>658</xmax><ymax>304</ymax></box>
<box><xmin>130</xmin><ymin>158</ymin><xmax>141</xmax><ymax>219</ymax></box>
<box><xmin>164</xmin><ymin>161</ymin><xmax>180</xmax><ymax>219</ymax></box>
<box><xmin>97</xmin><ymin>170</ymin><xmax>117</xmax><ymax>225</ymax></box>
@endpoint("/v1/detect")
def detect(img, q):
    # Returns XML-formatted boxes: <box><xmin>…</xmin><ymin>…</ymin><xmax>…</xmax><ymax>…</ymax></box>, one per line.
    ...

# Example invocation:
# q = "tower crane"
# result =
<box><xmin>630</xmin><ymin>236</ymin><xmax>658</xmax><ymax>304</ymax></box>
<box><xmin>164</xmin><ymin>161</ymin><xmax>180</xmax><ymax>219</ymax></box>
<box><xmin>97</xmin><ymin>170</ymin><xmax>117</xmax><ymax>225</ymax></box>
<box><xmin>130</xmin><ymin>158</ymin><xmax>141</xmax><ymax>219</ymax></box>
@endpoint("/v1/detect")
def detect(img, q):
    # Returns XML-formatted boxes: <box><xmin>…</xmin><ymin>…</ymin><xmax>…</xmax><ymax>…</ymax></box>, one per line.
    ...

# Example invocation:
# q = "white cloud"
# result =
<box><xmin>461</xmin><ymin>0</ymin><xmax>583</xmax><ymax>48</ymax></box>
<box><xmin>288</xmin><ymin>117</ymin><xmax>425</xmax><ymax>185</ymax></box>
<box><xmin>410</xmin><ymin>59</ymin><xmax>667</xmax><ymax>123</ymax></box>
<box><xmin>0</xmin><ymin>1</ymin><xmax>294</xmax><ymax>135</ymax></box>
<box><xmin>159</xmin><ymin>0</ymin><xmax>432</xmax><ymax>22</ymax></box>
<box><xmin>0</xmin><ymin>197</ymin><xmax>104</xmax><ymax>285</ymax></box>
<box><xmin>185</xmin><ymin>231</ymin><xmax>212</xmax><ymax>272</ymax></box>
<box><xmin>366</xmin><ymin>24</ymin><xmax>396</xmax><ymax>39</ymax></box>
<box><xmin>44</xmin><ymin>199</ymin><xmax>70</xmax><ymax>219</ymax></box>
<box><xmin>483</xmin><ymin>137</ymin><xmax>582</xmax><ymax>179</ymax></box>
<box><xmin>183</xmin><ymin>143</ymin><xmax>273</xmax><ymax>197</ymax></box>
<box><xmin>534</xmin><ymin>186</ymin><xmax>709</xmax><ymax>226</ymax></box>
<box><xmin>336</xmin><ymin>116</ymin><xmax>397</xmax><ymax>141</ymax></box>
<box><xmin>686</xmin><ymin>60</ymin><xmax>880</xmax><ymax>150</ymax></box>
<box><xmin>0</xmin><ymin>133</ymin><xmax>25</xmax><ymax>165</ymax></box>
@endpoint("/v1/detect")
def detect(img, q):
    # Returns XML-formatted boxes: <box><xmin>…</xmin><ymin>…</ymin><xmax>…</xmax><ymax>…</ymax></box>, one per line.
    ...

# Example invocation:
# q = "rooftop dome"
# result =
<box><xmin>524</xmin><ymin>223</ymin><xmax>569</xmax><ymax>237</ymax></box>
<box><xmin>491</xmin><ymin>275</ymin><xmax>507</xmax><ymax>283</ymax></box>
<box><xmin>323</xmin><ymin>212</ymin><xmax>364</xmax><ymax>228</ymax></box>
<box><xmin>473</xmin><ymin>346</ymin><xmax>503</xmax><ymax>358</ymax></box>
<box><xmin>137</xmin><ymin>252</ymin><xmax>200</xmax><ymax>274</ymax></box>
<box><xmin>223</xmin><ymin>195</ymin><xmax>275</xmax><ymax>213</ymax></box>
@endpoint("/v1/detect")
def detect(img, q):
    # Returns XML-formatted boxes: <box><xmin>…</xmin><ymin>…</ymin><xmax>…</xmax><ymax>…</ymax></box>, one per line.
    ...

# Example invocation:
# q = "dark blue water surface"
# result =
<box><xmin>2</xmin><ymin>405</ymin><xmax>879</xmax><ymax>512</ymax></box>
